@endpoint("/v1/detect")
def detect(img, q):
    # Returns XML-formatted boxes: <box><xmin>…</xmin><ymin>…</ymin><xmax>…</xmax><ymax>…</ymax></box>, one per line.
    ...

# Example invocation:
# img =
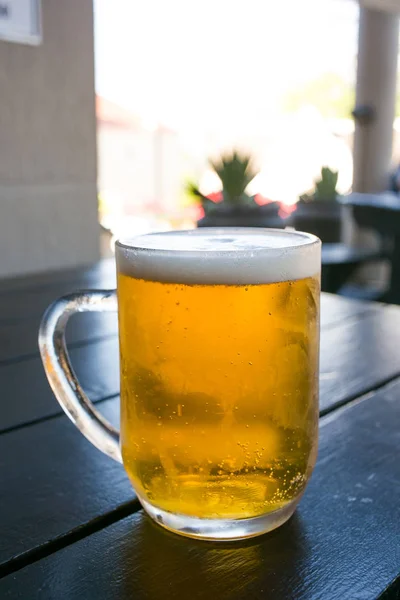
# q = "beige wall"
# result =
<box><xmin>0</xmin><ymin>0</ymin><xmax>99</xmax><ymax>278</ymax></box>
<box><xmin>353</xmin><ymin>8</ymin><xmax>399</xmax><ymax>193</ymax></box>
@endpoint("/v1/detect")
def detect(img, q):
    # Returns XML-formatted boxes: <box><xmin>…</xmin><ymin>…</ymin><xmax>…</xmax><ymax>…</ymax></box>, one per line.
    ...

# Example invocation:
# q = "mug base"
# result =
<box><xmin>140</xmin><ymin>496</ymin><xmax>300</xmax><ymax>541</ymax></box>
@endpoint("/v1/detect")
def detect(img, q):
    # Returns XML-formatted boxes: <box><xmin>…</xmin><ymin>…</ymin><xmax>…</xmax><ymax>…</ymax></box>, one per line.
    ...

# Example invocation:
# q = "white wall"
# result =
<box><xmin>97</xmin><ymin>124</ymin><xmax>182</xmax><ymax>216</ymax></box>
<box><xmin>0</xmin><ymin>0</ymin><xmax>99</xmax><ymax>279</ymax></box>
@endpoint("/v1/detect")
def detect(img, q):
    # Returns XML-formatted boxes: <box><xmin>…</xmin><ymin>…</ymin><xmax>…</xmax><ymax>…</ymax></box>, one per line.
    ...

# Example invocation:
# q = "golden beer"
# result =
<box><xmin>116</xmin><ymin>229</ymin><xmax>320</xmax><ymax>536</ymax></box>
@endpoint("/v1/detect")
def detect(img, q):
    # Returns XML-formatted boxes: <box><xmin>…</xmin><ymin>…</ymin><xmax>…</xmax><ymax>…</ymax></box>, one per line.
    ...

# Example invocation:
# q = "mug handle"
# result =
<box><xmin>38</xmin><ymin>289</ymin><xmax>122</xmax><ymax>463</ymax></box>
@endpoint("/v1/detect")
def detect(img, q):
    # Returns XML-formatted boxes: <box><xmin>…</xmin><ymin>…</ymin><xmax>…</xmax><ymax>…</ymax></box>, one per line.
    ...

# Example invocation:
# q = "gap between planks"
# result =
<box><xmin>0</xmin><ymin>500</ymin><xmax>140</xmax><ymax>580</ymax></box>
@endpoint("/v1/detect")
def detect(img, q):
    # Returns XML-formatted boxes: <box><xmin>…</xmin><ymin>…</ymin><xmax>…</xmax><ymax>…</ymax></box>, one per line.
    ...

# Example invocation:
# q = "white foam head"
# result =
<box><xmin>116</xmin><ymin>228</ymin><xmax>321</xmax><ymax>285</ymax></box>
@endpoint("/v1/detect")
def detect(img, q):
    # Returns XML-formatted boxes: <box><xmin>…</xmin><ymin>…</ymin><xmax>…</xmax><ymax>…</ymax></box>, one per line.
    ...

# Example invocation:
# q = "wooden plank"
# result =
<box><xmin>0</xmin><ymin>293</ymin><xmax>369</xmax><ymax>366</ymax></box>
<box><xmin>0</xmin><ymin>303</ymin><xmax>397</xmax><ymax>434</ymax></box>
<box><xmin>2</xmin><ymin>378</ymin><xmax>400</xmax><ymax>599</ymax></box>
<box><xmin>0</xmin><ymin>281</ymin><xmax>372</xmax><ymax>326</ymax></box>
<box><xmin>320</xmin><ymin>291</ymin><xmax>376</xmax><ymax>328</ymax></box>
<box><xmin>0</xmin><ymin>286</ymin><xmax>397</xmax><ymax>576</ymax></box>
<box><xmin>0</xmin><ymin>337</ymin><xmax>120</xmax><ymax>433</ymax></box>
<box><xmin>0</xmin><ymin>312</ymin><xmax>118</xmax><ymax>364</ymax></box>
<box><xmin>319</xmin><ymin>305</ymin><xmax>400</xmax><ymax>414</ymax></box>
<box><xmin>0</xmin><ymin>253</ymin><xmax>373</xmax><ymax>370</ymax></box>
<box><xmin>0</xmin><ymin>277</ymin><xmax>116</xmax><ymax>324</ymax></box>
<box><xmin>0</xmin><ymin>305</ymin><xmax>400</xmax><ymax>572</ymax></box>
<box><xmin>0</xmin><ymin>264</ymin><xmax>117</xmax><ymax>365</ymax></box>
<box><xmin>0</xmin><ymin>397</ymin><xmax>136</xmax><ymax>572</ymax></box>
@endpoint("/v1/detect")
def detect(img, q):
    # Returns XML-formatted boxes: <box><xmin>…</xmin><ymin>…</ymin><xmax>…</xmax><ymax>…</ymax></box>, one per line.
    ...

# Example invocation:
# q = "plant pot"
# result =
<box><xmin>289</xmin><ymin>200</ymin><xmax>342</xmax><ymax>243</ymax></box>
<box><xmin>197</xmin><ymin>203</ymin><xmax>285</xmax><ymax>229</ymax></box>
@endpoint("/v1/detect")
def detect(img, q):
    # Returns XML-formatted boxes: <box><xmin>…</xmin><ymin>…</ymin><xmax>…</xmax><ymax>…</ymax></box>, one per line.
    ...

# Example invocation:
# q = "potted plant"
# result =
<box><xmin>189</xmin><ymin>151</ymin><xmax>284</xmax><ymax>228</ymax></box>
<box><xmin>290</xmin><ymin>166</ymin><xmax>342</xmax><ymax>242</ymax></box>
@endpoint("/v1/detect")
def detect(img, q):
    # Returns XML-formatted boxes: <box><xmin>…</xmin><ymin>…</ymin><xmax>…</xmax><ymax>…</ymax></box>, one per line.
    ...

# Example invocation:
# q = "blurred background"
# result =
<box><xmin>95</xmin><ymin>0</ymin><xmax>358</xmax><ymax>242</ymax></box>
<box><xmin>2</xmin><ymin>0</ymin><xmax>400</xmax><ymax>301</ymax></box>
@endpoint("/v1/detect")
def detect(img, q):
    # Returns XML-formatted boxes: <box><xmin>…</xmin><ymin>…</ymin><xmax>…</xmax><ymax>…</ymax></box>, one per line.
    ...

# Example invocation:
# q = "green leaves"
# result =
<box><xmin>300</xmin><ymin>166</ymin><xmax>339</xmax><ymax>203</ymax></box>
<box><xmin>187</xmin><ymin>150</ymin><xmax>260</xmax><ymax>212</ymax></box>
<box><xmin>315</xmin><ymin>167</ymin><xmax>339</xmax><ymax>201</ymax></box>
<box><xmin>210</xmin><ymin>150</ymin><xmax>259</xmax><ymax>205</ymax></box>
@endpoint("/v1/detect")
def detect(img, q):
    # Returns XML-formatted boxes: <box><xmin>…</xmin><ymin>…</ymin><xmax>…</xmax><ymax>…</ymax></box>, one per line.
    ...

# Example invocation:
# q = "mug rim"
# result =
<box><xmin>115</xmin><ymin>227</ymin><xmax>320</xmax><ymax>254</ymax></box>
<box><xmin>114</xmin><ymin>228</ymin><xmax>321</xmax><ymax>286</ymax></box>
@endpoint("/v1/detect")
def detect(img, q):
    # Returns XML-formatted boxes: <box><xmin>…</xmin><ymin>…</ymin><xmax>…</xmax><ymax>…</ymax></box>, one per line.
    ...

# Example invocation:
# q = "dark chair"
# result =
<box><xmin>321</xmin><ymin>243</ymin><xmax>387</xmax><ymax>295</ymax></box>
<box><xmin>343</xmin><ymin>193</ymin><xmax>400</xmax><ymax>303</ymax></box>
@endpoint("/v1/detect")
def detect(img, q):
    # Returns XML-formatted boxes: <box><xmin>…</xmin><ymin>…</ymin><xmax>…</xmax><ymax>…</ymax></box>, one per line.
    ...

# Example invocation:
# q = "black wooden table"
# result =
<box><xmin>1</xmin><ymin>261</ymin><xmax>400</xmax><ymax>600</ymax></box>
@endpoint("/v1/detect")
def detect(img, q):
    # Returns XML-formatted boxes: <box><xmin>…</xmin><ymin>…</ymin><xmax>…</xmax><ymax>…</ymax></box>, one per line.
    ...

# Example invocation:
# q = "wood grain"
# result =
<box><xmin>2</xmin><ymin>378</ymin><xmax>400</xmax><ymax>599</ymax></box>
<box><xmin>0</xmin><ymin>291</ymin><xmax>371</xmax><ymax>367</ymax></box>
<box><xmin>320</xmin><ymin>291</ymin><xmax>376</xmax><ymax>328</ymax></box>
<box><xmin>0</xmin><ymin>337</ymin><xmax>120</xmax><ymax>433</ymax></box>
<box><xmin>0</xmin><ymin>275</ymin><xmax>372</xmax><ymax>364</ymax></box>
<box><xmin>1</xmin><ymin>315</ymin><xmax>400</xmax><ymax>579</ymax></box>
<box><xmin>320</xmin><ymin>304</ymin><xmax>400</xmax><ymax>414</ymax></box>
<box><xmin>0</xmin><ymin>275</ymin><xmax>116</xmax><ymax>324</ymax></box>
<box><xmin>0</xmin><ymin>301</ymin><xmax>393</xmax><ymax>433</ymax></box>
<box><xmin>0</xmin><ymin>262</ymin><xmax>397</xmax><ymax>595</ymax></box>
<box><xmin>0</xmin><ymin>312</ymin><xmax>118</xmax><ymax>364</ymax></box>
<box><xmin>0</xmin><ymin>259</ymin><xmax>373</xmax><ymax>372</ymax></box>
<box><xmin>0</xmin><ymin>398</ymin><xmax>135</xmax><ymax>571</ymax></box>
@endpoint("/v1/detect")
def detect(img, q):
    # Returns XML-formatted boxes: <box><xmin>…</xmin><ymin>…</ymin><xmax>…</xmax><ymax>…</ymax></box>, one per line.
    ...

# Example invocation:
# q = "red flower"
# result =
<box><xmin>206</xmin><ymin>191</ymin><xmax>223</xmax><ymax>203</ymax></box>
<box><xmin>279</xmin><ymin>203</ymin><xmax>297</xmax><ymax>219</ymax></box>
<box><xmin>254</xmin><ymin>194</ymin><xmax>272</xmax><ymax>206</ymax></box>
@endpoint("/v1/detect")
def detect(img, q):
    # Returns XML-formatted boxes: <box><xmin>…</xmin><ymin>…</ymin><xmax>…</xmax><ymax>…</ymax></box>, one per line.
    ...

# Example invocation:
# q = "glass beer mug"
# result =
<box><xmin>39</xmin><ymin>228</ymin><xmax>321</xmax><ymax>541</ymax></box>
